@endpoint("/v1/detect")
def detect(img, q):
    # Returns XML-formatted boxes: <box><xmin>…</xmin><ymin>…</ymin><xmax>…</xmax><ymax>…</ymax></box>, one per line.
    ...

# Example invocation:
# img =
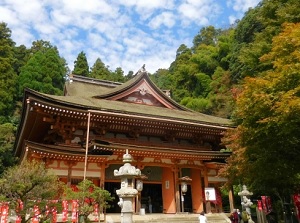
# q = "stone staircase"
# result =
<box><xmin>106</xmin><ymin>213</ymin><xmax>231</xmax><ymax>223</ymax></box>
<box><xmin>206</xmin><ymin>213</ymin><xmax>231</xmax><ymax>223</ymax></box>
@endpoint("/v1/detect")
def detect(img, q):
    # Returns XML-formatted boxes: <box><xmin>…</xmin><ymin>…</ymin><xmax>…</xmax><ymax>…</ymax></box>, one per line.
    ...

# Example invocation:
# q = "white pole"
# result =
<box><xmin>84</xmin><ymin>112</ymin><xmax>91</xmax><ymax>180</ymax></box>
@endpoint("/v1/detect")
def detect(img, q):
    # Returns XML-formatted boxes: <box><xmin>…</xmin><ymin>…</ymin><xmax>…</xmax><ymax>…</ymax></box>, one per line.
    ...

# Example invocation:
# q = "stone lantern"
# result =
<box><xmin>114</xmin><ymin>150</ymin><xmax>141</xmax><ymax>223</ymax></box>
<box><xmin>238</xmin><ymin>185</ymin><xmax>253</xmax><ymax>215</ymax></box>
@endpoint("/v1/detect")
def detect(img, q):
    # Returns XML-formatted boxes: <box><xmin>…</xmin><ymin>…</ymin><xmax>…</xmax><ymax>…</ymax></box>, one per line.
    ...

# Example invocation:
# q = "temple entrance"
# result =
<box><xmin>140</xmin><ymin>183</ymin><xmax>163</xmax><ymax>213</ymax></box>
<box><xmin>180</xmin><ymin>185</ymin><xmax>193</xmax><ymax>212</ymax></box>
<box><xmin>104</xmin><ymin>182</ymin><xmax>163</xmax><ymax>213</ymax></box>
<box><xmin>104</xmin><ymin>182</ymin><xmax>121</xmax><ymax>213</ymax></box>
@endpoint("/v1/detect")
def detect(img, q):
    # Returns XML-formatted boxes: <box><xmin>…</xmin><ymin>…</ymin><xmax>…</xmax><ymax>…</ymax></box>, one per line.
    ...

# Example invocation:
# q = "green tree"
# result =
<box><xmin>0</xmin><ymin>123</ymin><xmax>17</xmax><ymax>174</ymax></box>
<box><xmin>90</xmin><ymin>58</ymin><xmax>111</xmax><ymax>79</ymax></box>
<box><xmin>0</xmin><ymin>22</ymin><xmax>17</xmax><ymax>123</ymax></box>
<box><xmin>63</xmin><ymin>179</ymin><xmax>113</xmax><ymax>223</ymax></box>
<box><xmin>192</xmin><ymin>26</ymin><xmax>221</xmax><ymax>49</ymax></box>
<box><xmin>230</xmin><ymin>0</ymin><xmax>300</xmax><ymax>82</ymax></box>
<box><xmin>124</xmin><ymin>70</ymin><xmax>134</xmax><ymax>81</ymax></box>
<box><xmin>229</xmin><ymin>5</ymin><xmax>267</xmax><ymax>81</ymax></box>
<box><xmin>233</xmin><ymin>6</ymin><xmax>263</xmax><ymax>44</ymax></box>
<box><xmin>150</xmin><ymin>69</ymin><xmax>172</xmax><ymax>90</ymax></box>
<box><xmin>73</xmin><ymin>51</ymin><xmax>89</xmax><ymax>77</ymax></box>
<box><xmin>18</xmin><ymin>41</ymin><xmax>66</xmax><ymax>97</ymax></box>
<box><xmin>0</xmin><ymin>160</ymin><xmax>64</xmax><ymax>223</ymax></box>
<box><xmin>13</xmin><ymin>44</ymin><xmax>30</xmax><ymax>75</ymax></box>
<box><xmin>191</xmin><ymin>44</ymin><xmax>219</xmax><ymax>75</ymax></box>
<box><xmin>217</xmin><ymin>28</ymin><xmax>235</xmax><ymax>70</ymax></box>
<box><xmin>208</xmin><ymin>67</ymin><xmax>233</xmax><ymax>118</ymax></box>
<box><xmin>166</xmin><ymin>26</ymin><xmax>235</xmax><ymax>113</ymax></box>
<box><xmin>110</xmin><ymin>67</ymin><xmax>125</xmax><ymax>82</ymax></box>
<box><xmin>180</xmin><ymin>97</ymin><xmax>211</xmax><ymax>113</ymax></box>
<box><xmin>221</xmin><ymin>22</ymin><xmax>300</xmax><ymax>202</ymax></box>
<box><xmin>30</xmin><ymin>40</ymin><xmax>55</xmax><ymax>54</ymax></box>
<box><xmin>169</xmin><ymin>44</ymin><xmax>192</xmax><ymax>73</ymax></box>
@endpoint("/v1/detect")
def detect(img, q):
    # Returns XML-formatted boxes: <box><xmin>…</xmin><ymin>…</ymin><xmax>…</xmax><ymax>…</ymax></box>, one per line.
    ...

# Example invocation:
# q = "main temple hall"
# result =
<box><xmin>14</xmin><ymin>67</ymin><xmax>233</xmax><ymax>214</ymax></box>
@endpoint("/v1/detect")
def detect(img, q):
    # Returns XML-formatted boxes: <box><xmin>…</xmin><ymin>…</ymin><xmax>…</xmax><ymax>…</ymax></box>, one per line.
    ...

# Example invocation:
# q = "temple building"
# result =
<box><xmin>14</xmin><ymin>67</ymin><xmax>233</xmax><ymax>214</ymax></box>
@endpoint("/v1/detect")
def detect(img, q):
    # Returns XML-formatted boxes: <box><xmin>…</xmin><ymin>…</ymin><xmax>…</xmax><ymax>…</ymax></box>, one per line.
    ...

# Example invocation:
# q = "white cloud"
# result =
<box><xmin>11</xmin><ymin>27</ymin><xmax>35</xmax><ymax>46</ymax></box>
<box><xmin>0</xmin><ymin>0</ymin><xmax>262</xmax><ymax>74</ymax></box>
<box><xmin>177</xmin><ymin>0</ymin><xmax>221</xmax><ymax>27</ymax></box>
<box><xmin>57</xmin><ymin>0</ymin><xmax>115</xmax><ymax>15</ymax></box>
<box><xmin>227</xmin><ymin>0</ymin><xmax>261</xmax><ymax>12</ymax></box>
<box><xmin>0</xmin><ymin>7</ymin><xmax>16</xmax><ymax>25</ymax></box>
<box><xmin>228</xmin><ymin>15</ymin><xmax>238</xmax><ymax>25</ymax></box>
<box><xmin>87</xmin><ymin>32</ymin><xmax>106</xmax><ymax>49</ymax></box>
<box><xmin>148</xmin><ymin>12</ymin><xmax>176</xmax><ymax>29</ymax></box>
<box><xmin>50</xmin><ymin>10</ymin><xmax>73</xmax><ymax>27</ymax></box>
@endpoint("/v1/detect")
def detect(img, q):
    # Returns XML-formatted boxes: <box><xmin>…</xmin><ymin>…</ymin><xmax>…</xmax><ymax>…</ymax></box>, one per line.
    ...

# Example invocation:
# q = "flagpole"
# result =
<box><xmin>84</xmin><ymin>111</ymin><xmax>91</xmax><ymax>180</ymax></box>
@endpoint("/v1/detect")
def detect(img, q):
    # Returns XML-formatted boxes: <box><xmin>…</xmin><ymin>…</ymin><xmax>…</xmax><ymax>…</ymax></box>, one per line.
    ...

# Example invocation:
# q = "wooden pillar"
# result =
<box><xmin>66</xmin><ymin>161</ymin><xmax>77</xmax><ymax>186</ymax></box>
<box><xmin>229</xmin><ymin>187</ymin><xmax>235</xmax><ymax>212</ymax></box>
<box><xmin>203</xmin><ymin>168</ymin><xmax>212</xmax><ymax>213</ymax></box>
<box><xmin>191</xmin><ymin>168</ymin><xmax>203</xmax><ymax>213</ymax></box>
<box><xmin>162</xmin><ymin>167</ymin><xmax>176</xmax><ymax>213</ymax></box>
<box><xmin>173</xmin><ymin>166</ymin><xmax>181</xmax><ymax>213</ymax></box>
<box><xmin>100</xmin><ymin>162</ymin><xmax>106</xmax><ymax>188</ymax></box>
<box><xmin>67</xmin><ymin>162</ymin><xmax>72</xmax><ymax>186</ymax></box>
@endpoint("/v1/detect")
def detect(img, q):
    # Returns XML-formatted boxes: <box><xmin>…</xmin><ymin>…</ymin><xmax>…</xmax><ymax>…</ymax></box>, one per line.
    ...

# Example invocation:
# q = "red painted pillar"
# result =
<box><xmin>162</xmin><ymin>167</ymin><xmax>176</xmax><ymax>213</ymax></box>
<box><xmin>191</xmin><ymin>168</ymin><xmax>204</xmax><ymax>213</ymax></box>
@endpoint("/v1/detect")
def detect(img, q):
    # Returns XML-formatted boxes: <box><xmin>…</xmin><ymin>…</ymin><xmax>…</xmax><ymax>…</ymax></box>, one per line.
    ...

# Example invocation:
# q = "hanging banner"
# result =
<box><xmin>94</xmin><ymin>203</ymin><xmax>99</xmax><ymax>221</ymax></box>
<box><xmin>266</xmin><ymin>196</ymin><xmax>272</xmax><ymax>213</ymax></box>
<box><xmin>45</xmin><ymin>205</ymin><xmax>50</xmax><ymax>217</ymax></box>
<box><xmin>0</xmin><ymin>203</ymin><xmax>9</xmax><ymax>223</ymax></box>
<box><xmin>15</xmin><ymin>215</ymin><xmax>21</xmax><ymax>223</ymax></box>
<box><xmin>71</xmin><ymin>200</ymin><xmax>78</xmax><ymax>223</ymax></box>
<box><xmin>19</xmin><ymin>200</ymin><xmax>23</xmax><ymax>210</ymax></box>
<box><xmin>257</xmin><ymin>200</ymin><xmax>262</xmax><ymax>211</ymax></box>
<box><xmin>261</xmin><ymin>196</ymin><xmax>272</xmax><ymax>214</ymax></box>
<box><xmin>62</xmin><ymin>200</ymin><xmax>68</xmax><ymax>222</ymax></box>
<box><xmin>293</xmin><ymin>194</ymin><xmax>300</xmax><ymax>220</ymax></box>
<box><xmin>14</xmin><ymin>200</ymin><xmax>23</xmax><ymax>223</ymax></box>
<box><xmin>52</xmin><ymin>206</ymin><xmax>57</xmax><ymax>223</ymax></box>
<box><xmin>32</xmin><ymin>205</ymin><xmax>40</xmax><ymax>223</ymax></box>
<box><xmin>0</xmin><ymin>204</ymin><xmax>3</xmax><ymax>221</ymax></box>
<box><xmin>261</xmin><ymin>196</ymin><xmax>267</xmax><ymax>213</ymax></box>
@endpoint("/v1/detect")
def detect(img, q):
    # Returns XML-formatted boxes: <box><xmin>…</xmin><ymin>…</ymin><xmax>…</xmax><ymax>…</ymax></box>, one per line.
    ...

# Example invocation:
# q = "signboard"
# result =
<box><xmin>204</xmin><ymin>187</ymin><xmax>216</xmax><ymax>201</ymax></box>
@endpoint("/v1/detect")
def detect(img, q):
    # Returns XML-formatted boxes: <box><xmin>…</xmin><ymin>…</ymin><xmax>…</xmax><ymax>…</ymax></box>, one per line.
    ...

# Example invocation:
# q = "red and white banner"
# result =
<box><xmin>0</xmin><ymin>203</ymin><xmax>9</xmax><ymax>223</ymax></box>
<box><xmin>293</xmin><ymin>194</ymin><xmax>300</xmax><ymax>220</ymax></box>
<box><xmin>32</xmin><ymin>205</ymin><xmax>40</xmax><ymax>223</ymax></box>
<box><xmin>71</xmin><ymin>200</ymin><xmax>78</xmax><ymax>223</ymax></box>
<box><xmin>62</xmin><ymin>200</ymin><xmax>68</xmax><ymax>222</ymax></box>
<box><xmin>257</xmin><ymin>200</ymin><xmax>262</xmax><ymax>211</ymax></box>
<box><xmin>15</xmin><ymin>215</ymin><xmax>21</xmax><ymax>223</ymax></box>
<box><xmin>261</xmin><ymin>196</ymin><xmax>272</xmax><ymax>214</ymax></box>
<box><xmin>94</xmin><ymin>203</ymin><xmax>99</xmax><ymax>221</ymax></box>
<box><xmin>52</xmin><ymin>206</ymin><xmax>57</xmax><ymax>223</ymax></box>
<box><xmin>0</xmin><ymin>199</ymin><xmax>101</xmax><ymax>223</ymax></box>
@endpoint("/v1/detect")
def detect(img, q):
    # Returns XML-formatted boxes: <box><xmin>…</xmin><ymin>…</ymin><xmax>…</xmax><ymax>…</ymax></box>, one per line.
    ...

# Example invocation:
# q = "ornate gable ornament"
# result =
<box><xmin>93</xmin><ymin>65</ymin><xmax>188</xmax><ymax>110</ymax></box>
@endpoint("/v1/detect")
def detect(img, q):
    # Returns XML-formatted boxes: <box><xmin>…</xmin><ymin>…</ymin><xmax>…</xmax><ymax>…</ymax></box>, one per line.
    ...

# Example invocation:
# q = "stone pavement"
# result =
<box><xmin>105</xmin><ymin>212</ymin><xmax>231</xmax><ymax>223</ymax></box>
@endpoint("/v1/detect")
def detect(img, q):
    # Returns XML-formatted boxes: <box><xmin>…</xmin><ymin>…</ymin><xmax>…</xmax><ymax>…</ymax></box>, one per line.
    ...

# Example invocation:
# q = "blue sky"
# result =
<box><xmin>0</xmin><ymin>0</ymin><xmax>261</xmax><ymax>74</ymax></box>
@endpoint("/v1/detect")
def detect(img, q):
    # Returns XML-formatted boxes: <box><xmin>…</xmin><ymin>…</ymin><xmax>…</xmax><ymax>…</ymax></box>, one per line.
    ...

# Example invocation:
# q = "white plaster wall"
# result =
<box><xmin>51</xmin><ymin>168</ymin><xmax>68</xmax><ymax>176</ymax></box>
<box><xmin>208</xmin><ymin>176</ymin><xmax>227</xmax><ymax>182</ymax></box>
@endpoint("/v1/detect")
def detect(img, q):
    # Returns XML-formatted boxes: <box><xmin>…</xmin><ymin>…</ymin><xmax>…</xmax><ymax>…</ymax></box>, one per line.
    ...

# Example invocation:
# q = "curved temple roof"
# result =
<box><xmin>15</xmin><ymin>66</ymin><xmax>233</xmax><ymax>162</ymax></box>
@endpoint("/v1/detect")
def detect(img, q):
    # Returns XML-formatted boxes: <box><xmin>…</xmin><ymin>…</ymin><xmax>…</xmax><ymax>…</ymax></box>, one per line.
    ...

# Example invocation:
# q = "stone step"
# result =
<box><xmin>106</xmin><ymin>213</ymin><xmax>231</xmax><ymax>223</ymax></box>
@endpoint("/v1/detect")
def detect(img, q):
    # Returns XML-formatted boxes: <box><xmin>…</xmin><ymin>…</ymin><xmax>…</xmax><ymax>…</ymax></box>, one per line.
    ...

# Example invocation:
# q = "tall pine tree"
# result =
<box><xmin>0</xmin><ymin>22</ymin><xmax>17</xmax><ymax>123</ymax></box>
<box><xmin>90</xmin><ymin>58</ymin><xmax>111</xmax><ymax>79</ymax></box>
<box><xmin>18</xmin><ymin>40</ymin><xmax>67</xmax><ymax>97</ymax></box>
<box><xmin>73</xmin><ymin>51</ymin><xmax>89</xmax><ymax>76</ymax></box>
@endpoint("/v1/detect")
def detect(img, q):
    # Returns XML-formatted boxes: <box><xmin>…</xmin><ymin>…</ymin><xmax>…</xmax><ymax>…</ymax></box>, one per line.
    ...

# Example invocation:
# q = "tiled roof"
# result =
<box><xmin>37</xmin><ymin>91</ymin><xmax>232</xmax><ymax>127</ymax></box>
<box><xmin>42</xmin><ymin>69</ymin><xmax>233</xmax><ymax>127</ymax></box>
